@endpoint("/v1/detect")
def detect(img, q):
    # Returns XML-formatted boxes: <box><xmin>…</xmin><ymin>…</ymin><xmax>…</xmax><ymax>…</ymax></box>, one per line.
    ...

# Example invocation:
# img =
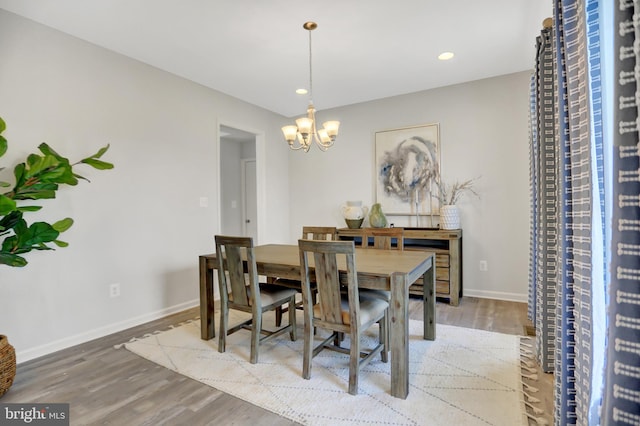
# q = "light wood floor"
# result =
<box><xmin>1</xmin><ymin>297</ymin><xmax>553</xmax><ymax>425</ymax></box>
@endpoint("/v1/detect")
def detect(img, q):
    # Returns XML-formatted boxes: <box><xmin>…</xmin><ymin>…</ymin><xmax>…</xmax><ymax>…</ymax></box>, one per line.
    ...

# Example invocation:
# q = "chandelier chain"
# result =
<box><xmin>308</xmin><ymin>29</ymin><xmax>313</xmax><ymax>103</ymax></box>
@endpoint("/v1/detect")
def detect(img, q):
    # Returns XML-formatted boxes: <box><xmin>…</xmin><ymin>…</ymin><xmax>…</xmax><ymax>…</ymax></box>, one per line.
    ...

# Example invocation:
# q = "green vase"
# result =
<box><xmin>369</xmin><ymin>203</ymin><xmax>388</xmax><ymax>228</ymax></box>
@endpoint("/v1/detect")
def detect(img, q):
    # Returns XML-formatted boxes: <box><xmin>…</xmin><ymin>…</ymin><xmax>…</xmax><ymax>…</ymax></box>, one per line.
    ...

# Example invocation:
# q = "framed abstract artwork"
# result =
<box><xmin>375</xmin><ymin>123</ymin><xmax>440</xmax><ymax>215</ymax></box>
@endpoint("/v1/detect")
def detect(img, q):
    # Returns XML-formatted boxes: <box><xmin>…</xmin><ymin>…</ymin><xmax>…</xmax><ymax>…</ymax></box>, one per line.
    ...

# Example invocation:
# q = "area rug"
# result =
<box><xmin>121</xmin><ymin>311</ymin><xmax>527</xmax><ymax>426</ymax></box>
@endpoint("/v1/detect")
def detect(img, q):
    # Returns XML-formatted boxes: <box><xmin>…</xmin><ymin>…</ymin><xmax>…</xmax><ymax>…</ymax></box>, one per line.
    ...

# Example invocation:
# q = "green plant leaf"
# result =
<box><xmin>34</xmin><ymin>166</ymin><xmax>67</xmax><ymax>182</ymax></box>
<box><xmin>17</xmin><ymin>206</ymin><xmax>42</xmax><ymax>212</ymax></box>
<box><xmin>72</xmin><ymin>172</ymin><xmax>89</xmax><ymax>183</ymax></box>
<box><xmin>53</xmin><ymin>240</ymin><xmax>69</xmax><ymax>248</ymax></box>
<box><xmin>37</xmin><ymin>142</ymin><xmax>63</xmax><ymax>159</ymax></box>
<box><xmin>0</xmin><ymin>211</ymin><xmax>22</xmax><ymax>233</ymax></box>
<box><xmin>0</xmin><ymin>194</ymin><xmax>16</xmax><ymax>215</ymax></box>
<box><xmin>88</xmin><ymin>144</ymin><xmax>110</xmax><ymax>159</ymax></box>
<box><xmin>13</xmin><ymin>188</ymin><xmax>57</xmax><ymax>200</ymax></box>
<box><xmin>0</xmin><ymin>135</ymin><xmax>7</xmax><ymax>158</ymax></box>
<box><xmin>30</xmin><ymin>244</ymin><xmax>55</xmax><ymax>251</ymax></box>
<box><xmin>26</xmin><ymin>153</ymin><xmax>47</xmax><ymax>173</ymax></box>
<box><xmin>0</xmin><ymin>252</ymin><xmax>28</xmax><ymax>267</ymax></box>
<box><xmin>55</xmin><ymin>169</ymin><xmax>79</xmax><ymax>186</ymax></box>
<box><xmin>1</xmin><ymin>234</ymin><xmax>18</xmax><ymax>251</ymax></box>
<box><xmin>81</xmin><ymin>158</ymin><xmax>114</xmax><ymax>170</ymax></box>
<box><xmin>10</xmin><ymin>220</ymin><xmax>58</xmax><ymax>250</ymax></box>
<box><xmin>23</xmin><ymin>222</ymin><xmax>60</xmax><ymax>246</ymax></box>
<box><xmin>13</xmin><ymin>163</ymin><xmax>26</xmax><ymax>188</ymax></box>
<box><xmin>13</xmin><ymin>218</ymin><xmax>27</xmax><ymax>234</ymax></box>
<box><xmin>0</xmin><ymin>117</ymin><xmax>6</xmax><ymax>133</ymax></box>
<box><xmin>52</xmin><ymin>218</ymin><xmax>73</xmax><ymax>232</ymax></box>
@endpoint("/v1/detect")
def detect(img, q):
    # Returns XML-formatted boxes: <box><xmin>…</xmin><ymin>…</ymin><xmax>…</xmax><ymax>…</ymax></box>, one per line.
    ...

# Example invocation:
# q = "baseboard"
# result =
<box><xmin>462</xmin><ymin>289</ymin><xmax>528</xmax><ymax>303</ymax></box>
<box><xmin>16</xmin><ymin>299</ymin><xmax>200</xmax><ymax>364</ymax></box>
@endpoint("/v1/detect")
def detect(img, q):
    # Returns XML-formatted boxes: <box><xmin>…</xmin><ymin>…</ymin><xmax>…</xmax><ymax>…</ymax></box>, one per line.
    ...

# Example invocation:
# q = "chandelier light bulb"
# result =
<box><xmin>295</xmin><ymin>117</ymin><xmax>313</xmax><ymax>137</ymax></box>
<box><xmin>322</xmin><ymin>121</ymin><xmax>340</xmax><ymax>139</ymax></box>
<box><xmin>282</xmin><ymin>125</ymin><xmax>298</xmax><ymax>143</ymax></box>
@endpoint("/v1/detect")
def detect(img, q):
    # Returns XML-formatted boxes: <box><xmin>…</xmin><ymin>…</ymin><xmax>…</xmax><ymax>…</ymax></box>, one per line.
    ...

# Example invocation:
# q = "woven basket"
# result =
<box><xmin>0</xmin><ymin>335</ymin><xmax>16</xmax><ymax>397</ymax></box>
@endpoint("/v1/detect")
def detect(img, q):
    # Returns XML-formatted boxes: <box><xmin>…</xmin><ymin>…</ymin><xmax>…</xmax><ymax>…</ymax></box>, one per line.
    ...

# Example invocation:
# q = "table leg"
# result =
<box><xmin>424</xmin><ymin>254</ymin><xmax>436</xmax><ymax>341</ymax></box>
<box><xmin>199</xmin><ymin>256</ymin><xmax>215</xmax><ymax>340</ymax></box>
<box><xmin>390</xmin><ymin>272</ymin><xmax>409</xmax><ymax>399</ymax></box>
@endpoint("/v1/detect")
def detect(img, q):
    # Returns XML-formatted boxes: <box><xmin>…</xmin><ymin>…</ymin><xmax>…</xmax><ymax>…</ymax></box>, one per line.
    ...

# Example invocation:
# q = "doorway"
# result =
<box><xmin>219</xmin><ymin>125</ymin><xmax>258</xmax><ymax>241</ymax></box>
<box><xmin>241</xmin><ymin>158</ymin><xmax>257</xmax><ymax>239</ymax></box>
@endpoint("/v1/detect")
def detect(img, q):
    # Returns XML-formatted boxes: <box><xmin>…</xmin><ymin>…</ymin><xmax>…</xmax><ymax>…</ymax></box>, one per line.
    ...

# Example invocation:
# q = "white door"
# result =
<box><xmin>242</xmin><ymin>159</ymin><xmax>257</xmax><ymax>240</ymax></box>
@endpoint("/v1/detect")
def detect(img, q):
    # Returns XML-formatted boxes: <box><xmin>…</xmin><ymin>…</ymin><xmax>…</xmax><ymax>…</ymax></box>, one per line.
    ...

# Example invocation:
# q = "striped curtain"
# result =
<box><xmin>529</xmin><ymin>24</ymin><xmax>557</xmax><ymax>375</ymax></box>
<box><xmin>554</xmin><ymin>1</ymin><xmax>596</xmax><ymax>422</ymax></box>
<box><xmin>529</xmin><ymin>1</ymin><xmax>604</xmax><ymax>424</ymax></box>
<box><xmin>601</xmin><ymin>1</ymin><xmax>640</xmax><ymax>424</ymax></box>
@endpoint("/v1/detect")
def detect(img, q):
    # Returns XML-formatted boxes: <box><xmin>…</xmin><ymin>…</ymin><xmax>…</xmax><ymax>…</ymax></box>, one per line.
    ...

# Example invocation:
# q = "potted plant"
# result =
<box><xmin>0</xmin><ymin>116</ymin><xmax>113</xmax><ymax>396</ymax></box>
<box><xmin>434</xmin><ymin>178</ymin><xmax>479</xmax><ymax>230</ymax></box>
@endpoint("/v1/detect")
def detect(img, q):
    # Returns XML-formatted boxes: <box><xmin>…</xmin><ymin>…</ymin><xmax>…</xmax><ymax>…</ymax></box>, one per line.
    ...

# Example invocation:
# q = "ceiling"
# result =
<box><xmin>0</xmin><ymin>0</ymin><xmax>552</xmax><ymax>118</ymax></box>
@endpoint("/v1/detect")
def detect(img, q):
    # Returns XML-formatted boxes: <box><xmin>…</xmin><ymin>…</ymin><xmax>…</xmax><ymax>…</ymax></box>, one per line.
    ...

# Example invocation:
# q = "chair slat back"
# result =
<box><xmin>302</xmin><ymin>226</ymin><xmax>338</xmax><ymax>241</ymax></box>
<box><xmin>363</xmin><ymin>227</ymin><xmax>404</xmax><ymax>250</ymax></box>
<box><xmin>215</xmin><ymin>235</ymin><xmax>259</xmax><ymax>308</ymax></box>
<box><xmin>298</xmin><ymin>239</ymin><xmax>359</xmax><ymax>328</ymax></box>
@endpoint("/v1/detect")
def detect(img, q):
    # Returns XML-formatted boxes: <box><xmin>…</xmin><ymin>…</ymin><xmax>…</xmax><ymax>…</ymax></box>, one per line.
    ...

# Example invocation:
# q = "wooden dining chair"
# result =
<box><xmin>361</xmin><ymin>227</ymin><xmax>404</xmax><ymax>250</ymax></box>
<box><xmin>302</xmin><ymin>226</ymin><xmax>337</xmax><ymax>241</ymax></box>
<box><xmin>215</xmin><ymin>235</ymin><xmax>297</xmax><ymax>364</ymax></box>
<box><xmin>298</xmin><ymin>239</ymin><xmax>388</xmax><ymax>395</ymax></box>
<box><xmin>359</xmin><ymin>227</ymin><xmax>404</xmax><ymax>347</ymax></box>
<box><xmin>274</xmin><ymin>226</ymin><xmax>336</xmax><ymax>326</ymax></box>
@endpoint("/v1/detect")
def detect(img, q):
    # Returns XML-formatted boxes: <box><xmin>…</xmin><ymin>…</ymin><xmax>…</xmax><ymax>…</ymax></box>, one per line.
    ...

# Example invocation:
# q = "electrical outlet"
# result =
<box><xmin>109</xmin><ymin>283</ymin><xmax>121</xmax><ymax>298</ymax></box>
<box><xmin>479</xmin><ymin>260</ymin><xmax>488</xmax><ymax>272</ymax></box>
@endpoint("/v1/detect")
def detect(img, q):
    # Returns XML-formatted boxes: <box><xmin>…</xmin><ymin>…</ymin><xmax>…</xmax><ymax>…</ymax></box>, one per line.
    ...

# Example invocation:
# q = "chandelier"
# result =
<box><xmin>281</xmin><ymin>22</ymin><xmax>340</xmax><ymax>152</ymax></box>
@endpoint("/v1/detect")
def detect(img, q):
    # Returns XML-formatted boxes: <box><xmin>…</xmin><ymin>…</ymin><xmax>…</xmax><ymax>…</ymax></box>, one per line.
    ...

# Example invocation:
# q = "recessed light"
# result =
<box><xmin>296</xmin><ymin>88</ymin><xmax>308</xmax><ymax>95</ymax></box>
<box><xmin>438</xmin><ymin>52</ymin><xmax>454</xmax><ymax>61</ymax></box>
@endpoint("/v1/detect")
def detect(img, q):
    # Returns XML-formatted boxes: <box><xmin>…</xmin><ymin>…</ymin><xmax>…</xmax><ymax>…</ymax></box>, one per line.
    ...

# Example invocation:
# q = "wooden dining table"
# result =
<box><xmin>198</xmin><ymin>243</ymin><xmax>436</xmax><ymax>399</ymax></box>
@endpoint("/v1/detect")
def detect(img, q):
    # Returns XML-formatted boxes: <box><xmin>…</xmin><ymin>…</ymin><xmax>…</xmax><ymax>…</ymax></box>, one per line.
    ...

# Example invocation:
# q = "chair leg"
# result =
<box><xmin>311</xmin><ymin>290</ymin><xmax>320</xmax><ymax>335</ymax></box>
<box><xmin>334</xmin><ymin>333</ymin><xmax>343</xmax><ymax>346</ymax></box>
<box><xmin>302</xmin><ymin>318</ymin><xmax>313</xmax><ymax>380</ymax></box>
<box><xmin>381</xmin><ymin>313</ymin><xmax>389</xmax><ymax>363</ymax></box>
<box><xmin>378</xmin><ymin>315</ymin><xmax>389</xmax><ymax>360</ymax></box>
<box><xmin>348</xmin><ymin>329</ymin><xmax>360</xmax><ymax>395</ymax></box>
<box><xmin>275</xmin><ymin>306</ymin><xmax>283</xmax><ymax>327</ymax></box>
<box><xmin>288</xmin><ymin>296</ymin><xmax>297</xmax><ymax>341</ymax></box>
<box><xmin>250</xmin><ymin>311</ymin><xmax>261</xmax><ymax>364</ymax></box>
<box><xmin>218</xmin><ymin>303</ymin><xmax>228</xmax><ymax>354</ymax></box>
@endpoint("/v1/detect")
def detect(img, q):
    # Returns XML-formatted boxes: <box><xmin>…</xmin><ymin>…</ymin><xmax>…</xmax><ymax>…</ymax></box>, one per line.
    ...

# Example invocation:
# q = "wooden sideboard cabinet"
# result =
<box><xmin>336</xmin><ymin>227</ymin><xmax>462</xmax><ymax>306</ymax></box>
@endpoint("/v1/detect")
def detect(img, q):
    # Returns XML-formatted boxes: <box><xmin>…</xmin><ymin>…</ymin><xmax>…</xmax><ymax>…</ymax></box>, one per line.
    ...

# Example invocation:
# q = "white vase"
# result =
<box><xmin>439</xmin><ymin>205</ymin><xmax>460</xmax><ymax>230</ymax></box>
<box><xmin>341</xmin><ymin>201</ymin><xmax>368</xmax><ymax>229</ymax></box>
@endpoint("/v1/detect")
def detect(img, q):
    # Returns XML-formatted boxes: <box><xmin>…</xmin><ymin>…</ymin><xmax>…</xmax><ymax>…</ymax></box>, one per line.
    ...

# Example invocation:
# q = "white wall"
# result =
<box><xmin>288</xmin><ymin>72</ymin><xmax>531</xmax><ymax>302</ymax></box>
<box><xmin>0</xmin><ymin>10</ymin><xmax>290</xmax><ymax>362</ymax></box>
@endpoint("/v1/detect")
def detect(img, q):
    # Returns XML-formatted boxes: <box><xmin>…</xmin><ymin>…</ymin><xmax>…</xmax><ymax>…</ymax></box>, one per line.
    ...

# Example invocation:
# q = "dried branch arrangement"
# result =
<box><xmin>434</xmin><ymin>178</ymin><xmax>480</xmax><ymax>205</ymax></box>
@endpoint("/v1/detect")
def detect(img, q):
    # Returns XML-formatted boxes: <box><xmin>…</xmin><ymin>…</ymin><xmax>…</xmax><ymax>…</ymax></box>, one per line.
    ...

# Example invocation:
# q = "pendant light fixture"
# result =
<box><xmin>281</xmin><ymin>22</ymin><xmax>340</xmax><ymax>152</ymax></box>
